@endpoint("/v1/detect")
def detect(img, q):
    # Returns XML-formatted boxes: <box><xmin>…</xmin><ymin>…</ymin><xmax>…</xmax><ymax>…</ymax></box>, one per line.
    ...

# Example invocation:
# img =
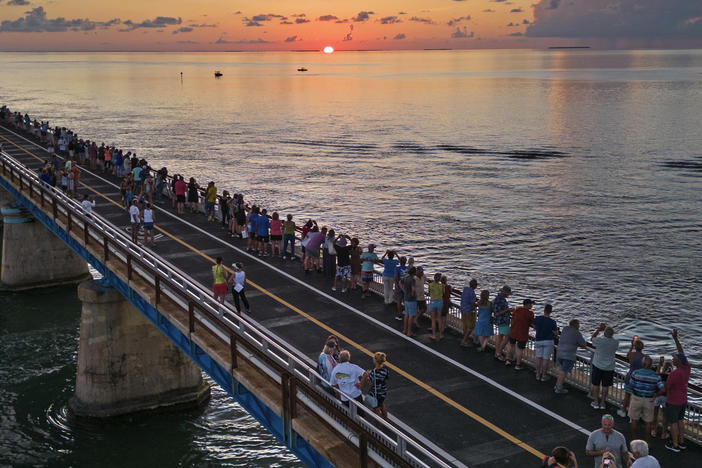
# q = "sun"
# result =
<box><xmin>323</xmin><ymin>46</ymin><xmax>334</xmax><ymax>54</ymax></box>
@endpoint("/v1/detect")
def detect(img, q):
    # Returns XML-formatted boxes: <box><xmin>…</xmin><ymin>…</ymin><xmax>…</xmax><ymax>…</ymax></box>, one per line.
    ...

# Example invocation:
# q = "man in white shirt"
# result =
<box><xmin>329</xmin><ymin>350</ymin><xmax>365</xmax><ymax>405</ymax></box>
<box><xmin>81</xmin><ymin>194</ymin><xmax>95</xmax><ymax>215</ymax></box>
<box><xmin>590</xmin><ymin>324</ymin><xmax>620</xmax><ymax>410</ymax></box>
<box><xmin>630</xmin><ymin>440</ymin><xmax>660</xmax><ymax>468</ymax></box>
<box><xmin>129</xmin><ymin>199</ymin><xmax>140</xmax><ymax>244</ymax></box>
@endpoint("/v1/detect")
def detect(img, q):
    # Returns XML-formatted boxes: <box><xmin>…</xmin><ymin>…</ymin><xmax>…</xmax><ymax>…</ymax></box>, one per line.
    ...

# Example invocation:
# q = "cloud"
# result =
<box><xmin>393</xmin><ymin>33</ymin><xmax>406</xmax><ymax>40</ymax></box>
<box><xmin>343</xmin><ymin>24</ymin><xmax>354</xmax><ymax>41</ymax></box>
<box><xmin>214</xmin><ymin>36</ymin><xmax>269</xmax><ymax>44</ymax></box>
<box><xmin>380</xmin><ymin>16</ymin><xmax>401</xmax><ymax>24</ymax></box>
<box><xmin>447</xmin><ymin>15</ymin><xmax>471</xmax><ymax>26</ymax></box>
<box><xmin>527</xmin><ymin>0</ymin><xmax>702</xmax><ymax>38</ymax></box>
<box><xmin>508</xmin><ymin>32</ymin><xmax>523</xmax><ymax>36</ymax></box>
<box><xmin>510</xmin><ymin>8</ymin><xmax>523</xmax><ymax>13</ymax></box>
<box><xmin>7</xmin><ymin>0</ymin><xmax>31</xmax><ymax>5</ymax></box>
<box><xmin>335</xmin><ymin>19</ymin><xmax>349</xmax><ymax>24</ymax></box>
<box><xmin>291</xmin><ymin>13</ymin><xmax>306</xmax><ymax>18</ymax></box>
<box><xmin>0</xmin><ymin>7</ymin><xmax>120</xmax><ymax>33</ymax></box>
<box><xmin>523</xmin><ymin>19</ymin><xmax>531</xmax><ymax>25</ymax></box>
<box><xmin>177</xmin><ymin>40</ymin><xmax>199</xmax><ymax>44</ymax></box>
<box><xmin>280</xmin><ymin>20</ymin><xmax>293</xmax><ymax>25</ymax></box>
<box><xmin>483</xmin><ymin>9</ymin><xmax>495</xmax><ymax>13</ymax></box>
<box><xmin>451</xmin><ymin>27</ymin><xmax>474</xmax><ymax>38</ymax></box>
<box><xmin>172</xmin><ymin>27</ymin><xmax>193</xmax><ymax>34</ymax></box>
<box><xmin>295</xmin><ymin>18</ymin><xmax>310</xmax><ymax>24</ymax></box>
<box><xmin>409</xmin><ymin>16</ymin><xmax>434</xmax><ymax>24</ymax></box>
<box><xmin>284</xmin><ymin>35</ymin><xmax>298</xmax><ymax>42</ymax></box>
<box><xmin>317</xmin><ymin>15</ymin><xmax>338</xmax><ymax>22</ymax></box>
<box><xmin>244</xmin><ymin>13</ymin><xmax>286</xmax><ymax>26</ymax></box>
<box><xmin>188</xmin><ymin>23</ymin><xmax>216</xmax><ymax>28</ymax></box>
<box><xmin>120</xmin><ymin>16</ymin><xmax>181</xmax><ymax>31</ymax></box>
<box><xmin>352</xmin><ymin>11</ymin><xmax>374</xmax><ymax>22</ymax></box>
<box><xmin>507</xmin><ymin>22</ymin><xmax>518</xmax><ymax>27</ymax></box>
<box><xmin>245</xmin><ymin>20</ymin><xmax>263</xmax><ymax>27</ymax></box>
<box><xmin>398</xmin><ymin>11</ymin><xmax>407</xmax><ymax>15</ymax></box>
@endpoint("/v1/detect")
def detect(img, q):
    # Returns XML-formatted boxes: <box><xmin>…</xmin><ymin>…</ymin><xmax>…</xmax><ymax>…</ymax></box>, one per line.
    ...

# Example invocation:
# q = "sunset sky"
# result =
<box><xmin>0</xmin><ymin>0</ymin><xmax>700</xmax><ymax>51</ymax></box>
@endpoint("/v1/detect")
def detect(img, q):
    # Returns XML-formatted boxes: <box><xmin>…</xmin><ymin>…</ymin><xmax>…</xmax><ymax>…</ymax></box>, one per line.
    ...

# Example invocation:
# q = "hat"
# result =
<box><xmin>673</xmin><ymin>353</ymin><xmax>688</xmax><ymax>365</ymax></box>
<box><xmin>500</xmin><ymin>285</ymin><xmax>512</xmax><ymax>295</ymax></box>
<box><xmin>231</xmin><ymin>263</ymin><xmax>242</xmax><ymax>270</ymax></box>
<box><xmin>335</xmin><ymin>238</ymin><xmax>348</xmax><ymax>247</ymax></box>
<box><xmin>368</xmin><ymin>244</ymin><xmax>376</xmax><ymax>250</ymax></box>
<box><xmin>523</xmin><ymin>299</ymin><xmax>535</xmax><ymax>305</ymax></box>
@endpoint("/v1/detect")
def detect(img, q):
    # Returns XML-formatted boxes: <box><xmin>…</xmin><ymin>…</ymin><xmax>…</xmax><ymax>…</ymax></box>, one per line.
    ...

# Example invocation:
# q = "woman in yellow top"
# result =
<box><xmin>212</xmin><ymin>256</ymin><xmax>229</xmax><ymax>304</ymax></box>
<box><xmin>427</xmin><ymin>273</ymin><xmax>444</xmax><ymax>340</ymax></box>
<box><xmin>205</xmin><ymin>181</ymin><xmax>217</xmax><ymax>221</ymax></box>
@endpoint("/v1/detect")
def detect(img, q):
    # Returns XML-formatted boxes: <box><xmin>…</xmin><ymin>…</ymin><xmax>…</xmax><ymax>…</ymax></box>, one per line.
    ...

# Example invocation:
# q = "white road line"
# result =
<box><xmin>1</xmin><ymin>124</ymin><xmax>591</xmax><ymax>436</ymax></box>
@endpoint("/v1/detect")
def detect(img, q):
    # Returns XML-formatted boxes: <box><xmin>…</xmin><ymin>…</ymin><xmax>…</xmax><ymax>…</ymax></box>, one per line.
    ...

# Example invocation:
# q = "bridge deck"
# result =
<box><xmin>1</xmin><ymin>124</ymin><xmax>698</xmax><ymax>467</ymax></box>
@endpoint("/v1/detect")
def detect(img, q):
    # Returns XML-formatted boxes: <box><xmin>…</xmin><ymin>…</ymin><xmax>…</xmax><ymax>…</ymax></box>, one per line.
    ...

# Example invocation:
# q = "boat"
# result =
<box><xmin>297</xmin><ymin>67</ymin><xmax>308</xmax><ymax>72</ymax></box>
<box><xmin>214</xmin><ymin>71</ymin><xmax>223</xmax><ymax>77</ymax></box>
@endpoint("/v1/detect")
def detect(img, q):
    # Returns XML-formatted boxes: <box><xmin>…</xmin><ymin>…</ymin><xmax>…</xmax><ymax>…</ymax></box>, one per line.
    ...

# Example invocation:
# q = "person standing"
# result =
<box><xmin>627</xmin><ymin>356</ymin><xmax>664</xmax><ymax>443</ymax></box>
<box><xmin>360</xmin><ymin>244</ymin><xmax>380</xmax><ymax>298</ymax></box>
<box><xmin>332</xmin><ymin>235</ymin><xmax>352</xmax><ymax>293</ymax></box>
<box><xmin>427</xmin><ymin>273</ymin><xmax>444</xmax><ymax>341</ymax></box>
<box><xmin>282</xmin><ymin>214</ymin><xmax>296</xmax><ymax>260</ymax></box>
<box><xmin>212</xmin><ymin>257</ymin><xmax>229</xmax><ymax>305</ymax></box>
<box><xmin>473</xmin><ymin>290</ymin><xmax>494</xmax><ymax>352</ymax></box>
<box><xmin>459</xmin><ymin>279</ymin><xmax>479</xmax><ymax>347</ymax></box>
<box><xmin>629</xmin><ymin>440</ymin><xmax>660</xmax><ymax>468</ymax></box>
<box><xmin>269</xmin><ymin>212</ymin><xmax>282</xmax><ymax>257</ymax></box>
<box><xmin>533</xmin><ymin>304</ymin><xmax>558</xmax><ymax>381</ymax></box>
<box><xmin>554</xmin><ymin>319</ymin><xmax>587</xmax><ymax>394</ymax></box>
<box><xmin>174</xmin><ymin>175</ymin><xmax>187</xmax><ymax>214</ymax></box>
<box><xmin>256</xmin><ymin>209</ymin><xmax>270</xmax><ymax>256</ymax></box>
<box><xmin>439</xmin><ymin>275</ymin><xmax>452</xmax><ymax>338</ymax></box>
<box><xmin>129</xmin><ymin>198</ymin><xmax>140</xmax><ymax>244</ymax></box>
<box><xmin>402</xmin><ymin>267</ymin><xmax>417</xmax><ymax>337</ymax></box>
<box><xmin>350</xmin><ymin>237</ymin><xmax>362</xmax><ymax>289</ymax></box>
<box><xmin>414</xmin><ymin>266</ymin><xmax>428</xmax><ymax>323</ymax></box>
<box><xmin>205</xmin><ymin>181</ymin><xmax>217</xmax><ymax>221</ymax></box>
<box><xmin>585</xmin><ymin>414</ymin><xmax>630</xmax><ymax>468</ymax></box>
<box><xmin>380</xmin><ymin>250</ymin><xmax>399</xmax><ymax>305</ymax></box>
<box><xmin>492</xmin><ymin>285</ymin><xmax>513</xmax><ymax>361</ymax></box>
<box><xmin>506</xmin><ymin>299</ymin><xmax>535</xmax><ymax>370</ymax></box>
<box><xmin>361</xmin><ymin>352</ymin><xmax>390</xmax><ymax>418</ymax></box>
<box><xmin>229</xmin><ymin>262</ymin><xmax>250</xmax><ymax>314</ymax></box>
<box><xmin>664</xmin><ymin>329</ymin><xmax>691</xmax><ymax>453</ymax></box>
<box><xmin>317</xmin><ymin>340</ymin><xmax>337</xmax><ymax>390</ymax></box>
<box><xmin>392</xmin><ymin>257</ymin><xmax>408</xmax><ymax>321</ymax></box>
<box><xmin>81</xmin><ymin>194</ymin><xmax>95</xmax><ymax>216</ymax></box>
<box><xmin>187</xmin><ymin>177</ymin><xmax>200</xmax><ymax>213</ymax></box>
<box><xmin>618</xmin><ymin>338</ymin><xmax>645</xmax><ymax>417</ymax></box>
<box><xmin>329</xmin><ymin>350</ymin><xmax>365</xmax><ymax>406</ymax></box>
<box><xmin>142</xmin><ymin>202</ymin><xmax>155</xmax><ymax>246</ymax></box>
<box><xmin>590</xmin><ymin>324</ymin><xmax>620</xmax><ymax>410</ymax></box>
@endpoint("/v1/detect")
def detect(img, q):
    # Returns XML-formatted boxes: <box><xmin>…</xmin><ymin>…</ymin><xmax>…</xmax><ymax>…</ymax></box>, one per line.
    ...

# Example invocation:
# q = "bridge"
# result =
<box><xmin>1</xmin><ymin>120</ymin><xmax>700</xmax><ymax>467</ymax></box>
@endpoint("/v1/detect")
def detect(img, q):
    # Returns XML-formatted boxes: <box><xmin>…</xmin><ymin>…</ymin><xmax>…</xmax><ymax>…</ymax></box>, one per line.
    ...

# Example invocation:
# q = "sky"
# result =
<box><xmin>0</xmin><ymin>0</ymin><xmax>700</xmax><ymax>51</ymax></box>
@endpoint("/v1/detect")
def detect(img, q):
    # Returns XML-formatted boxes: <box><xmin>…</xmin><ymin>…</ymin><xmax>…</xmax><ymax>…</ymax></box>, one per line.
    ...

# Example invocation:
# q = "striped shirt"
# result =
<box><xmin>628</xmin><ymin>368</ymin><xmax>663</xmax><ymax>397</ymax></box>
<box><xmin>368</xmin><ymin>366</ymin><xmax>390</xmax><ymax>399</ymax></box>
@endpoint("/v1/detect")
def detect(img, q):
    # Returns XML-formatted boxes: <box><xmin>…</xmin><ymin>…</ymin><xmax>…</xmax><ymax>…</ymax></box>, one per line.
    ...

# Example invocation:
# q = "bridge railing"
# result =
<box><xmin>0</xmin><ymin>149</ymin><xmax>459</xmax><ymax>468</ymax></box>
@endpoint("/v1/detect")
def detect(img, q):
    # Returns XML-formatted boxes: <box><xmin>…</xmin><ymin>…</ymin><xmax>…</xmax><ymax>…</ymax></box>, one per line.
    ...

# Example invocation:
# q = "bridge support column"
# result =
<box><xmin>0</xmin><ymin>188</ymin><xmax>13</xmax><ymax>230</ymax></box>
<box><xmin>70</xmin><ymin>280</ymin><xmax>210</xmax><ymax>417</ymax></box>
<box><xmin>1</xmin><ymin>203</ymin><xmax>90</xmax><ymax>290</ymax></box>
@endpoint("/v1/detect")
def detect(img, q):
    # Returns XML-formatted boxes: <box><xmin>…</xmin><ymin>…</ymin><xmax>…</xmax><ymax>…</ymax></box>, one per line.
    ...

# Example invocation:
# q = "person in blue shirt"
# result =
<box><xmin>459</xmin><ymin>279</ymin><xmax>479</xmax><ymax>347</ymax></box>
<box><xmin>247</xmin><ymin>206</ymin><xmax>259</xmax><ymax>252</ymax></box>
<box><xmin>256</xmin><ymin>208</ymin><xmax>271</xmax><ymax>256</ymax></box>
<box><xmin>533</xmin><ymin>304</ymin><xmax>559</xmax><ymax>381</ymax></box>
<box><xmin>393</xmin><ymin>257</ymin><xmax>408</xmax><ymax>320</ymax></box>
<box><xmin>381</xmin><ymin>250</ymin><xmax>400</xmax><ymax>305</ymax></box>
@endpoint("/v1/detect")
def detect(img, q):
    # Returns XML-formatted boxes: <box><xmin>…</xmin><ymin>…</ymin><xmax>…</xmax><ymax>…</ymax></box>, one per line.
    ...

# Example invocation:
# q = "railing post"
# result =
<box><xmin>67</xmin><ymin>211</ymin><xmax>72</xmax><ymax>233</ymax></box>
<box><xmin>40</xmin><ymin>185</ymin><xmax>45</xmax><ymax>207</ymax></box>
<box><xmin>127</xmin><ymin>254</ymin><xmax>132</xmax><ymax>280</ymax></box>
<box><xmin>282</xmin><ymin>372</ymin><xmax>291</xmax><ymax>444</ymax></box>
<box><xmin>188</xmin><ymin>301</ymin><xmax>195</xmax><ymax>334</ymax></box>
<box><xmin>19</xmin><ymin>175</ymin><xmax>23</xmax><ymax>192</ymax></box>
<box><xmin>52</xmin><ymin>196</ymin><xmax>57</xmax><ymax>220</ymax></box>
<box><xmin>84</xmin><ymin>222</ymin><xmax>89</xmax><ymax>245</ymax></box>
<box><xmin>230</xmin><ymin>332</ymin><xmax>238</xmax><ymax>372</ymax></box>
<box><xmin>359</xmin><ymin>434</ymin><xmax>368</xmax><ymax>468</ymax></box>
<box><xmin>28</xmin><ymin>179</ymin><xmax>33</xmax><ymax>200</ymax></box>
<box><xmin>103</xmin><ymin>235</ymin><xmax>109</xmax><ymax>262</ymax></box>
<box><xmin>290</xmin><ymin>376</ymin><xmax>297</xmax><ymax>420</ymax></box>
<box><xmin>155</xmin><ymin>276</ymin><xmax>161</xmax><ymax>305</ymax></box>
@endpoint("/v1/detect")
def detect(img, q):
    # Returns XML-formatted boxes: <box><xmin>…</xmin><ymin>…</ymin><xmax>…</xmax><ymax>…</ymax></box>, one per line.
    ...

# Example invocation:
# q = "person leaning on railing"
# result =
<box><xmin>554</xmin><ymin>319</ymin><xmax>588</xmax><ymax>394</ymax></box>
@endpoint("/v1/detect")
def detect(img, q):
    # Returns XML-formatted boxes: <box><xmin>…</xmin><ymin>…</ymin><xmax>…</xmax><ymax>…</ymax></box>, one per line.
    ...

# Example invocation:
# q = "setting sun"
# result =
<box><xmin>323</xmin><ymin>46</ymin><xmax>334</xmax><ymax>54</ymax></box>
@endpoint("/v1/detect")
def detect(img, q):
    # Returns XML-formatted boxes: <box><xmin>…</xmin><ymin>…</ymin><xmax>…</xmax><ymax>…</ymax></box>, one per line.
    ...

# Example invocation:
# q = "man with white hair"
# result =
<box><xmin>630</xmin><ymin>439</ymin><xmax>660</xmax><ymax>468</ymax></box>
<box><xmin>329</xmin><ymin>349</ymin><xmax>365</xmax><ymax>406</ymax></box>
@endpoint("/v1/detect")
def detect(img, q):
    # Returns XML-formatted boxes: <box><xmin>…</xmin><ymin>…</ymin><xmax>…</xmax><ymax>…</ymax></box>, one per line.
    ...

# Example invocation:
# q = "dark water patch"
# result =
<box><xmin>498</xmin><ymin>149</ymin><xmax>569</xmax><ymax>160</ymax></box>
<box><xmin>660</xmin><ymin>156</ymin><xmax>702</xmax><ymax>174</ymax></box>
<box><xmin>280</xmin><ymin>138</ymin><xmax>378</xmax><ymax>154</ymax></box>
<box><xmin>435</xmin><ymin>144</ymin><xmax>485</xmax><ymax>155</ymax></box>
<box><xmin>393</xmin><ymin>142</ymin><xmax>433</xmax><ymax>154</ymax></box>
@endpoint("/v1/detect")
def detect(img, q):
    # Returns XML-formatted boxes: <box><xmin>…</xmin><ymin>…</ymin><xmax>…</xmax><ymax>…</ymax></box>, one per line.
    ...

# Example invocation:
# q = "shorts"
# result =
<box><xmin>176</xmin><ymin>194</ymin><xmax>185</xmax><ymax>203</ymax></box>
<box><xmin>270</xmin><ymin>235</ymin><xmax>282</xmax><ymax>241</ymax></box>
<box><xmin>461</xmin><ymin>312</ymin><xmax>476</xmax><ymax>330</ymax></box>
<box><xmin>143</xmin><ymin>222</ymin><xmax>153</xmax><ymax>230</ymax></box>
<box><xmin>664</xmin><ymin>403</ymin><xmax>686</xmax><ymax>424</ymax></box>
<box><xmin>213</xmin><ymin>283</ymin><xmax>228</xmax><ymax>295</ymax></box>
<box><xmin>559</xmin><ymin>358</ymin><xmax>575</xmax><ymax>374</ymax></box>
<box><xmin>591</xmin><ymin>365</ymin><xmax>614</xmax><ymax>387</ymax></box>
<box><xmin>628</xmin><ymin>395</ymin><xmax>655</xmax><ymax>422</ymax></box>
<box><xmin>534</xmin><ymin>340</ymin><xmax>554</xmax><ymax>360</ymax></box>
<box><xmin>508</xmin><ymin>337</ymin><xmax>527</xmax><ymax>349</ymax></box>
<box><xmin>404</xmin><ymin>301</ymin><xmax>417</xmax><ymax>317</ymax></box>
<box><xmin>653</xmin><ymin>395</ymin><xmax>666</xmax><ymax>407</ymax></box>
<box><xmin>361</xmin><ymin>271</ymin><xmax>374</xmax><ymax>283</ymax></box>
<box><xmin>258</xmin><ymin>235</ymin><xmax>270</xmax><ymax>243</ymax></box>
<box><xmin>497</xmin><ymin>324</ymin><xmax>510</xmax><ymax>335</ymax></box>
<box><xmin>131</xmin><ymin>222</ymin><xmax>140</xmax><ymax>231</ymax></box>
<box><xmin>428</xmin><ymin>299</ymin><xmax>443</xmax><ymax>313</ymax></box>
<box><xmin>336</xmin><ymin>265</ymin><xmax>351</xmax><ymax>279</ymax></box>
<box><xmin>417</xmin><ymin>300</ymin><xmax>427</xmax><ymax>313</ymax></box>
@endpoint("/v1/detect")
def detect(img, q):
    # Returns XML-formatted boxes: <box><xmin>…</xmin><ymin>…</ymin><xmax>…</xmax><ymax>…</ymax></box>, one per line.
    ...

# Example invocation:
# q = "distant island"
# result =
<box><xmin>548</xmin><ymin>46</ymin><xmax>591</xmax><ymax>49</ymax></box>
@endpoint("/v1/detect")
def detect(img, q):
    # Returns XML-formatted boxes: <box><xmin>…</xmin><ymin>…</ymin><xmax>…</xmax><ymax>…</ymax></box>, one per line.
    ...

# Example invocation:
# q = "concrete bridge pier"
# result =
<box><xmin>70</xmin><ymin>280</ymin><xmax>210</xmax><ymax>418</ymax></box>
<box><xmin>1</xmin><ymin>201</ymin><xmax>90</xmax><ymax>291</ymax></box>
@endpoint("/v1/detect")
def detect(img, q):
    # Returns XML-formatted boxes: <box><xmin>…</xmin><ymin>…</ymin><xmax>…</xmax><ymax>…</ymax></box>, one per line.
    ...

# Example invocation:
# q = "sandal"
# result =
<box><xmin>514</xmin><ymin>365</ymin><xmax>523</xmax><ymax>371</ymax></box>
<box><xmin>494</xmin><ymin>355</ymin><xmax>505</xmax><ymax>361</ymax></box>
<box><xmin>505</xmin><ymin>360</ymin><xmax>512</xmax><ymax>366</ymax></box>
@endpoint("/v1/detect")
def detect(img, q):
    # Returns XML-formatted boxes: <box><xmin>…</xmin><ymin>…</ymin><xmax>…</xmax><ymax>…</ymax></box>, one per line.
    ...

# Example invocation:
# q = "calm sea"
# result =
<box><xmin>1</xmin><ymin>50</ymin><xmax>701</xmax><ymax>465</ymax></box>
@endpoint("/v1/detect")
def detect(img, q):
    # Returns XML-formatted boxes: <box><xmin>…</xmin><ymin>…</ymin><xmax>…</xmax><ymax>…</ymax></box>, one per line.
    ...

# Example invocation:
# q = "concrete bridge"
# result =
<box><xmin>1</xmin><ymin>121</ymin><xmax>700</xmax><ymax>467</ymax></box>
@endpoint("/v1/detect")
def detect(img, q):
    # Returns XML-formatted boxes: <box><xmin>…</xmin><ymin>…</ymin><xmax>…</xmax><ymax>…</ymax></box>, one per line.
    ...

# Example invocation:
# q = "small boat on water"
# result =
<box><xmin>214</xmin><ymin>71</ymin><xmax>223</xmax><ymax>77</ymax></box>
<box><xmin>297</xmin><ymin>67</ymin><xmax>308</xmax><ymax>72</ymax></box>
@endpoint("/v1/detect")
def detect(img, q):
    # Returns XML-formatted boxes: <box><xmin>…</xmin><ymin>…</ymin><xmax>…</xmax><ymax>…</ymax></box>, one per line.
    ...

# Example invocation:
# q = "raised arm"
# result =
<box><xmin>672</xmin><ymin>329</ymin><xmax>684</xmax><ymax>354</ymax></box>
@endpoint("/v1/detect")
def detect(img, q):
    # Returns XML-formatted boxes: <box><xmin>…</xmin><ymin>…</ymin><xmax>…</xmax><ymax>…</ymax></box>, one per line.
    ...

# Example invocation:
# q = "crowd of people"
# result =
<box><xmin>2</xmin><ymin>106</ymin><xmax>695</xmax><ymax>464</ymax></box>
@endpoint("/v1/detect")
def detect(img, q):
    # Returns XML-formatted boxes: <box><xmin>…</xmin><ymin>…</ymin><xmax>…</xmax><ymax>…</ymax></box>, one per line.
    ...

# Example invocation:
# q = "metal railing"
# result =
<box><xmin>0</xmin><ymin>149</ymin><xmax>458</xmax><ymax>468</ymax></box>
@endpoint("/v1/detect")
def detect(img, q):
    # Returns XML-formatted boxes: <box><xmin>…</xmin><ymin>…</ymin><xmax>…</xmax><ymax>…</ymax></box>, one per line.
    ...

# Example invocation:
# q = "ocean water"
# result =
<box><xmin>1</xmin><ymin>50</ymin><xmax>701</xmax><ymax>464</ymax></box>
